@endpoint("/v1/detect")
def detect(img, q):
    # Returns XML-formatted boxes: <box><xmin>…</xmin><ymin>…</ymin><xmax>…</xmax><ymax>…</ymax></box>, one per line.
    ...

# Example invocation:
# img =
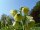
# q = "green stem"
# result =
<box><xmin>21</xmin><ymin>20</ymin><xmax>24</xmax><ymax>30</ymax></box>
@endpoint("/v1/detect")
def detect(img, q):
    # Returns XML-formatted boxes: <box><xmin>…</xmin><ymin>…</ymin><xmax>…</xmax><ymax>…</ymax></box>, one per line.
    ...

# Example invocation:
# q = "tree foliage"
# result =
<box><xmin>30</xmin><ymin>1</ymin><xmax>40</xmax><ymax>23</ymax></box>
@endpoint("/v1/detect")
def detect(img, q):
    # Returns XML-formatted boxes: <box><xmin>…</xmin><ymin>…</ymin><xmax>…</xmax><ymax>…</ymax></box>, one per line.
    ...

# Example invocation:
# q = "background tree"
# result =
<box><xmin>6</xmin><ymin>16</ymin><xmax>12</xmax><ymax>25</ymax></box>
<box><xmin>1</xmin><ymin>14</ymin><xmax>7</xmax><ymax>27</ymax></box>
<box><xmin>1</xmin><ymin>14</ymin><xmax>12</xmax><ymax>28</ymax></box>
<box><xmin>30</xmin><ymin>1</ymin><xmax>40</xmax><ymax>23</ymax></box>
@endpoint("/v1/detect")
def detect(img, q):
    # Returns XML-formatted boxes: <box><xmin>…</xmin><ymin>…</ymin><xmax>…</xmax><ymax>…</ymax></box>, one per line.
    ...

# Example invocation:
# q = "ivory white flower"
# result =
<box><xmin>22</xmin><ymin>7</ymin><xmax>29</xmax><ymax>14</ymax></box>
<box><xmin>14</xmin><ymin>13</ymin><xmax>22</xmax><ymax>21</ymax></box>
<box><xmin>10</xmin><ymin>10</ymin><xmax>17</xmax><ymax>16</ymax></box>
<box><xmin>26</xmin><ymin>16</ymin><xmax>33</xmax><ymax>20</ymax></box>
<box><xmin>26</xmin><ymin>16</ymin><xmax>35</xmax><ymax>23</ymax></box>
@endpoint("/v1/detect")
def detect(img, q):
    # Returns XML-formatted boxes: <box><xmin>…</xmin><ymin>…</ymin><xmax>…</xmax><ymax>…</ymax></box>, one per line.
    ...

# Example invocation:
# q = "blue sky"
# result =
<box><xmin>0</xmin><ymin>0</ymin><xmax>39</xmax><ymax>18</ymax></box>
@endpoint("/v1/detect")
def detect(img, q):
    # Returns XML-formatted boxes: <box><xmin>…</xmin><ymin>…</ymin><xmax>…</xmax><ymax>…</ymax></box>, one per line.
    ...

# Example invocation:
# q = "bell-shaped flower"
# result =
<box><xmin>22</xmin><ymin>7</ymin><xmax>29</xmax><ymax>14</ymax></box>
<box><xmin>10</xmin><ymin>10</ymin><xmax>17</xmax><ymax>16</ymax></box>
<box><xmin>14</xmin><ymin>13</ymin><xmax>23</xmax><ymax>21</ymax></box>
